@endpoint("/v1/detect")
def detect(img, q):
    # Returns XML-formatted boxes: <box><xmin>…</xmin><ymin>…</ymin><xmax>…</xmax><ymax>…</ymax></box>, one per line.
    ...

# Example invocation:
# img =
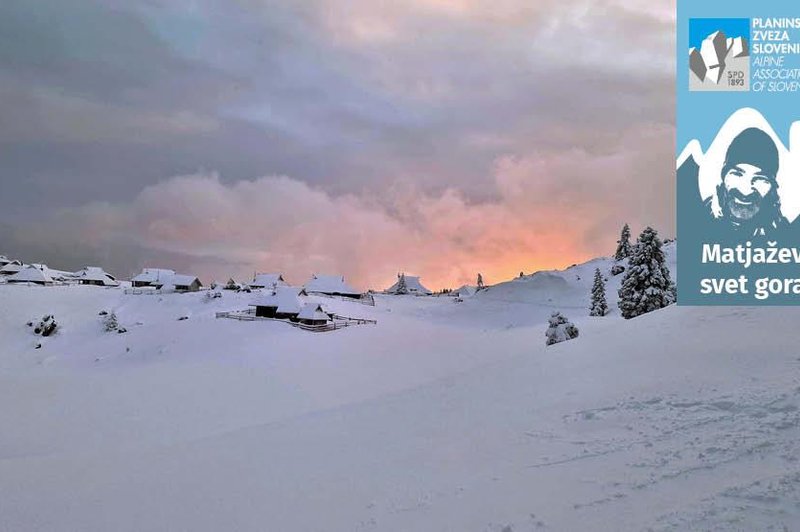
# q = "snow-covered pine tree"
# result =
<box><xmin>395</xmin><ymin>273</ymin><xmax>408</xmax><ymax>295</ymax></box>
<box><xmin>614</xmin><ymin>223</ymin><xmax>633</xmax><ymax>260</ymax></box>
<box><xmin>589</xmin><ymin>268</ymin><xmax>609</xmax><ymax>316</ymax></box>
<box><xmin>103</xmin><ymin>312</ymin><xmax>119</xmax><ymax>332</ymax></box>
<box><xmin>617</xmin><ymin>226</ymin><xmax>676</xmax><ymax>319</ymax></box>
<box><xmin>545</xmin><ymin>311</ymin><xmax>579</xmax><ymax>346</ymax></box>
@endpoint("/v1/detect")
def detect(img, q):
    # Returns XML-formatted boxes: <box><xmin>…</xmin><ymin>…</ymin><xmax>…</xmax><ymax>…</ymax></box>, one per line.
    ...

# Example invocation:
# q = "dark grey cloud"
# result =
<box><xmin>0</xmin><ymin>0</ymin><xmax>676</xmax><ymax>287</ymax></box>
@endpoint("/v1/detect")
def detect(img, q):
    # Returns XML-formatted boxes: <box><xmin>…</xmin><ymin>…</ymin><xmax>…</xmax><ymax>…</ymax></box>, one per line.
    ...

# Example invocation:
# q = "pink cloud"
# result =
<box><xmin>53</xmin><ymin>121</ymin><xmax>672</xmax><ymax>290</ymax></box>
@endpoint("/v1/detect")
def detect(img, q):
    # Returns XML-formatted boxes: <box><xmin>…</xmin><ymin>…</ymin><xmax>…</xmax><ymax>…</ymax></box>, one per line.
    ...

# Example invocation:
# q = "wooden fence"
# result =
<box><xmin>215</xmin><ymin>309</ymin><xmax>376</xmax><ymax>332</ymax></box>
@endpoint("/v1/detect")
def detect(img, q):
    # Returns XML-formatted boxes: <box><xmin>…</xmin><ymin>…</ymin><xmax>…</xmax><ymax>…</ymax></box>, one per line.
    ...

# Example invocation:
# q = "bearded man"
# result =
<box><xmin>705</xmin><ymin>127</ymin><xmax>789</xmax><ymax>239</ymax></box>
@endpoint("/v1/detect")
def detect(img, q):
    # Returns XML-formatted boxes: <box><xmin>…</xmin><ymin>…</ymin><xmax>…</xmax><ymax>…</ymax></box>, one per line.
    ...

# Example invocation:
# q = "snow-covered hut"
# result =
<box><xmin>130</xmin><ymin>268</ymin><xmax>201</xmax><ymax>292</ymax></box>
<box><xmin>296</xmin><ymin>303</ymin><xmax>331</xmax><ymax>326</ymax></box>
<box><xmin>453</xmin><ymin>285</ymin><xmax>477</xmax><ymax>298</ymax></box>
<box><xmin>6</xmin><ymin>264</ymin><xmax>55</xmax><ymax>285</ymax></box>
<box><xmin>384</xmin><ymin>273</ymin><xmax>432</xmax><ymax>295</ymax></box>
<box><xmin>75</xmin><ymin>266</ymin><xmax>120</xmax><ymax>287</ymax></box>
<box><xmin>223</xmin><ymin>278</ymin><xmax>242</xmax><ymax>290</ymax></box>
<box><xmin>162</xmin><ymin>274</ymin><xmax>203</xmax><ymax>292</ymax></box>
<box><xmin>249</xmin><ymin>287</ymin><xmax>307</xmax><ymax>319</ymax></box>
<box><xmin>35</xmin><ymin>264</ymin><xmax>70</xmax><ymax>283</ymax></box>
<box><xmin>0</xmin><ymin>261</ymin><xmax>24</xmax><ymax>276</ymax></box>
<box><xmin>131</xmin><ymin>268</ymin><xmax>176</xmax><ymax>288</ymax></box>
<box><xmin>250</xmin><ymin>273</ymin><xmax>288</xmax><ymax>290</ymax></box>
<box><xmin>304</xmin><ymin>274</ymin><xmax>361</xmax><ymax>298</ymax></box>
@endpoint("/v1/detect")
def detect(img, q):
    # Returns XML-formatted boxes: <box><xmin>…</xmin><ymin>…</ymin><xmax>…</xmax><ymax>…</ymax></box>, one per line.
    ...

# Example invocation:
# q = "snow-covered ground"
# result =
<box><xmin>2</xmin><ymin>244</ymin><xmax>800</xmax><ymax>531</ymax></box>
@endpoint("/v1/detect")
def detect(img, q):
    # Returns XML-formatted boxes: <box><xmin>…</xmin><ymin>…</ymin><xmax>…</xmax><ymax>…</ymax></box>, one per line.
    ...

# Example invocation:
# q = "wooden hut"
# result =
<box><xmin>6</xmin><ymin>265</ymin><xmax>55</xmax><ymax>285</ymax></box>
<box><xmin>75</xmin><ymin>266</ymin><xmax>120</xmax><ymax>287</ymax></box>
<box><xmin>296</xmin><ymin>303</ymin><xmax>332</xmax><ymax>326</ymax></box>
<box><xmin>250</xmin><ymin>273</ymin><xmax>288</xmax><ymax>290</ymax></box>
<box><xmin>304</xmin><ymin>274</ymin><xmax>361</xmax><ymax>299</ymax></box>
<box><xmin>250</xmin><ymin>287</ymin><xmax>306</xmax><ymax>319</ymax></box>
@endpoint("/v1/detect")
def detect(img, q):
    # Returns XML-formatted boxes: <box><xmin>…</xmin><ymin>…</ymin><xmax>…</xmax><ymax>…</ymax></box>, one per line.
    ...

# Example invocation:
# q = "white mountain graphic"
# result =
<box><xmin>689</xmin><ymin>30</ymin><xmax>749</xmax><ymax>84</ymax></box>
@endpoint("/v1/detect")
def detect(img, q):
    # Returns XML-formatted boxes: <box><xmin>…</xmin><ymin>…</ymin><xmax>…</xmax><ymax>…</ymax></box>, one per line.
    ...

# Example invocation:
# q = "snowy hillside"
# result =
<box><xmin>422</xmin><ymin>242</ymin><xmax>676</xmax><ymax>328</ymax></box>
<box><xmin>2</xmin><ymin>243</ymin><xmax>800</xmax><ymax>531</ymax></box>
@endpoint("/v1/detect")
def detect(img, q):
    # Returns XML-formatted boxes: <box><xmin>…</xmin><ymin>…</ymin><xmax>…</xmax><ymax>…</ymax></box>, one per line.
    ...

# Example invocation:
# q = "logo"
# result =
<box><xmin>689</xmin><ymin>18</ymin><xmax>750</xmax><ymax>92</ymax></box>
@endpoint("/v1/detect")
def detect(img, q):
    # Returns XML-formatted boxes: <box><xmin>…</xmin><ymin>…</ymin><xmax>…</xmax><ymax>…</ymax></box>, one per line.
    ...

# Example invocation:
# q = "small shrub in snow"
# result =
<box><xmin>204</xmin><ymin>290</ymin><xmax>222</xmax><ymax>302</ymax></box>
<box><xmin>611</xmin><ymin>264</ymin><xmax>625</xmax><ymax>276</ymax></box>
<box><xmin>545</xmin><ymin>311</ymin><xmax>579</xmax><ymax>346</ymax></box>
<box><xmin>177</xmin><ymin>316</ymin><xmax>189</xmax><ymax>321</ymax></box>
<box><xmin>31</xmin><ymin>315</ymin><xmax>58</xmax><ymax>337</ymax></box>
<box><xmin>98</xmin><ymin>310</ymin><xmax>108</xmax><ymax>316</ymax></box>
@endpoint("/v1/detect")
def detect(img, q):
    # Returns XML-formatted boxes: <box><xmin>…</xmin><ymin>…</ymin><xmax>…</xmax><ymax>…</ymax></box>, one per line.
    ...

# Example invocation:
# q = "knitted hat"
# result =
<box><xmin>723</xmin><ymin>127</ymin><xmax>779</xmax><ymax>179</ymax></box>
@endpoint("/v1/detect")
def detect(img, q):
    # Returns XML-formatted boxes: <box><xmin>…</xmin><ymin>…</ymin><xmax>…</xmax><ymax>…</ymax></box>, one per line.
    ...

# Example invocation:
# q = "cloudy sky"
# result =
<box><xmin>0</xmin><ymin>0</ymin><xmax>675</xmax><ymax>290</ymax></box>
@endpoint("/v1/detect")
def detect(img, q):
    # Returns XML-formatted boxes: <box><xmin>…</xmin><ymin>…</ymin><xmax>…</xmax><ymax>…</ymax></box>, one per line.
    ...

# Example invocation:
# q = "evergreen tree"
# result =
<box><xmin>545</xmin><ymin>311</ymin><xmax>579</xmax><ymax>346</ymax></box>
<box><xmin>589</xmin><ymin>268</ymin><xmax>609</xmax><ymax>316</ymax></box>
<box><xmin>103</xmin><ymin>312</ymin><xmax>119</xmax><ymax>332</ymax></box>
<box><xmin>617</xmin><ymin>227</ymin><xmax>676</xmax><ymax>319</ymax></box>
<box><xmin>395</xmin><ymin>273</ymin><xmax>408</xmax><ymax>295</ymax></box>
<box><xmin>614</xmin><ymin>223</ymin><xmax>633</xmax><ymax>260</ymax></box>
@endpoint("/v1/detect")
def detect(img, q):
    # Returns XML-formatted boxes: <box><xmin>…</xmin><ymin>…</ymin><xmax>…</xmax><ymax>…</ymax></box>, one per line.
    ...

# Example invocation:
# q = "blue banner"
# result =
<box><xmin>678</xmin><ymin>0</ymin><xmax>800</xmax><ymax>304</ymax></box>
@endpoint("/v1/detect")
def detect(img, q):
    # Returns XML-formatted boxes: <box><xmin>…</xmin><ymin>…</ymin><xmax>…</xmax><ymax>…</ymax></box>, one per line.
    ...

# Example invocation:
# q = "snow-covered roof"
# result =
<box><xmin>6</xmin><ymin>264</ymin><xmax>55</xmax><ymax>284</ymax></box>
<box><xmin>297</xmin><ymin>303</ymin><xmax>331</xmax><ymax>322</ymax></box>
<box><xmin>454</xmin><ymin>285</ymin><xmax>477</xmax><ymax>297</ymax></box>
<box><xmin>0</xmin><ymin>262</ymin><xmax>24</xmax><ymax>274</ymax></box>
<box><xmin>131</xmin><ymin>268</ymin><xmax>176</xmax><ymax>284</ymax></box>
<box><xmin>170</xmin><ymin>274</ymin><xmax>195</xmax><ymax>286</ymax></box>
<box><xmin>76</xmin><ymin>266</ymin><xmax>120</xmax><ymax>286</ymax></box>
<box><xmin>250</xmin><ymin>286</ymin><xmax>306</xmax><ymax>314</ymax></box>
<box><xmin>29</xmin><ymin>264</ymin><xmax>70</xmax><ymax>281</ymax></box>
<box><xmin>251</xmin><ymin>273</ymin><xmax>288</xmax><ymax>288</ymax></box>
<box><xmin>153</xmin><ymin>273</ymin><xmax>203</xmax><ymax>289</ymax></box>
<box><xmin>385</xmin><ymin>274</ymin><xmax>432</xmax><ymax>295</ymax></box>
<box><xmin>304</xmin><ymin>274</ymin><xmax>360</xmax><ymax>296</ymax></box>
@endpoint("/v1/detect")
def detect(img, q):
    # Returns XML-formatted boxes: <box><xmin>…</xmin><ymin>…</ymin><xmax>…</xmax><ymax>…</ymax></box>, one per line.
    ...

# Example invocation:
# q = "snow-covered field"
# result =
<box><xmin>2</xmin><ymin>244</ymin><xmax>800</xmax><ymax>531</ymax></box>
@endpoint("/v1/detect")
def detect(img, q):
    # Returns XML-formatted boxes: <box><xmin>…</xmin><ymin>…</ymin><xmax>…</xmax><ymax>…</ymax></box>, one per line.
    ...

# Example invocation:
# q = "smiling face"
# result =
<box><xmin>720</xmin><ymin>163</ymin><xmax>773</xmax><ymax>222</ymax></box>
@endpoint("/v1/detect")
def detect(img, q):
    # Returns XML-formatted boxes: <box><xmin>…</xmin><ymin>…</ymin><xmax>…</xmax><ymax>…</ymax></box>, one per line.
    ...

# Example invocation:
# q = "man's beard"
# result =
<box><xmin>717</xmin><ymin>184</ymin><xmax>780</xmax><ymax>228</ymax></box>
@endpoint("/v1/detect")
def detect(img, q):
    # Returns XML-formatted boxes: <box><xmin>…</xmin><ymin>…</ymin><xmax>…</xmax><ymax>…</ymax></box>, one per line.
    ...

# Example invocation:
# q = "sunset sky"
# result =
<box><xmin>0</xmin><ymin>0</ymin><xmax>675</xmax><ymax>290</ymax></box>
